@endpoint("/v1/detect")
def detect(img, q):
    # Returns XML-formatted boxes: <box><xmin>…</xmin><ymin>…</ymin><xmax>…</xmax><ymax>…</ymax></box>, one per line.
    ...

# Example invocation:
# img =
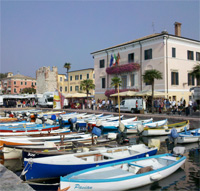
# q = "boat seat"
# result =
<box><xmin>136</xmin><ymin>166</ymin><xmax>153</xmax><ymax>174</ymax></box>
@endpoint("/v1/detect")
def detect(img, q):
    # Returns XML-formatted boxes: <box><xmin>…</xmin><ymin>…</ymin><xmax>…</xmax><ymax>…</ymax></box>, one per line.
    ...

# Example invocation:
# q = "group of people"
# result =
<box><xmin>147</xmin><ymin>98</ymin><xmax>198</xmax><ymax>116</ymax></box>
<box><xmin>3</xmin><ymin>99</ymin><xmax>36</xmax><ymax>108</ymax></box>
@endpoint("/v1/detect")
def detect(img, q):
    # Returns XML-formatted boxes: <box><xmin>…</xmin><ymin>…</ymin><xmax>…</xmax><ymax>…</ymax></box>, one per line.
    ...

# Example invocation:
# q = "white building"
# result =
<box><xmin>91</xmin><ymin>22</ymin><xmax>200</xmax><ymax>104</ymax></box>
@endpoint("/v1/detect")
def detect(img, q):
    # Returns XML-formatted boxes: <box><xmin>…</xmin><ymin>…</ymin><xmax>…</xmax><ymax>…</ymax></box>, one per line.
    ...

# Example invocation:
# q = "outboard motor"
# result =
<box><xmin>169</xmin><ymin>127</ymin><xmax>179</xmax><ymax>145</ymax></box>
<box><xmin>68</xmin><ymin>117</ymin><xmax>79</xmax><ymax>132</ymax></box>
<box><xmin>117</xmin><ymin>122</ymin><xmax>129</xmax><ymax>144</ymax></box>
<box><xmin>172</xmin><ymin>146</ymin><xmax>185</xmax><ymax>156</ymax></box>
<box><xmin>58</xmin><ymin>116</ymin><xmax>63</xmax><ymax>128</ymax></box>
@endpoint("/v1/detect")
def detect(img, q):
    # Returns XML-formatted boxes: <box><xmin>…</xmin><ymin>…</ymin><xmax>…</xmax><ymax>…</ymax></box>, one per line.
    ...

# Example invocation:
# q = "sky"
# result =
<box><xmin>0</xmin><ymin>0</ymin><xmax>199</xmax><ymax>78</ymax></box>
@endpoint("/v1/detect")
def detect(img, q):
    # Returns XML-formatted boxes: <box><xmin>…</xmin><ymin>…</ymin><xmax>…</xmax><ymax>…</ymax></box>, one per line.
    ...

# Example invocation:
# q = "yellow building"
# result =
<box><xmin>58</xmin><ymin>68</ymin><xmax>95</xmax><ymax>95</ymax></box>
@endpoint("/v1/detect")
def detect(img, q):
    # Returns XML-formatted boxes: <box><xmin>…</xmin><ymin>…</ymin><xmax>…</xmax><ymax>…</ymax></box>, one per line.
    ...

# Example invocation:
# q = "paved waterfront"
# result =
<box><xmin>0</xmin><ymin>164</ymin><xmax>34</xmax><ymax>191</ymax></box>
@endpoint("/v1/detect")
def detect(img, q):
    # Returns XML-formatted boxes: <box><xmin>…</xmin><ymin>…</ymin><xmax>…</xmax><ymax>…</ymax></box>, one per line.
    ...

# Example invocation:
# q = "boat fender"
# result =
<box><xmin>150</xmin><ymin>173</ymin><xmax>162</xmax><ymax>181</ymax></box>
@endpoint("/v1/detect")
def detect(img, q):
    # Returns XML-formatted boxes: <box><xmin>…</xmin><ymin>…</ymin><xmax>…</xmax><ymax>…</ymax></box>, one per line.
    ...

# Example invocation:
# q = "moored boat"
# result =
<box><xmin>23</xmin><ymin>144</ymin><xmax>158</xmax><ymax>181</ymax></box>
<box><xmin>59</xmin><ymin>148</ymin><xmax>186</xmax><ymax>191</ymax></box>
<box><xmin>177</xmin><ymin>128</ymin><xmax>200</xmax><ymax>143</ymax></box>
<box><xmin>142</xmin><ymin>121</ymin><xmax>189</xmax><ymax>136</ymax></box>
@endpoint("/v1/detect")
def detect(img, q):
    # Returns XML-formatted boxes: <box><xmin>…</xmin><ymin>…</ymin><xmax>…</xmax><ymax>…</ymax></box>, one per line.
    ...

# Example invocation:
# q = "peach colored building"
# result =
<box><xmin>1</xmin><ymin>72</ymin><xmax>36</xmax><ymax>94</ymax></box>
<box><xmin>91</xmin><ymin>22</ymin><xmax>200</xmax><ymax>104</ymax></box>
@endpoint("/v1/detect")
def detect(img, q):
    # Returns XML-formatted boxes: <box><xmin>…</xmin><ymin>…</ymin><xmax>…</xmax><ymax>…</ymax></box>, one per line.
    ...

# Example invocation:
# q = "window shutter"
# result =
<box><xmin>188</xmin><ymin>73</ymin><xmax>190</xmax><ymax>85</ymax></box>
<box><xmin>176</xmin><ymin>72</ymin><xmax>179</xmax><ymax>85</ymax></box>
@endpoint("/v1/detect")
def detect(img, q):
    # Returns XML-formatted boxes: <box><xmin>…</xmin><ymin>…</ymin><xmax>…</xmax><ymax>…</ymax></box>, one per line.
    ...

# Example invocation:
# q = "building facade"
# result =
<box><xmin>91</xmin><ymin>22</ymin><xmax>200</xmax><ymax>104</ymax></box>
<box><xmin>36</xmin><ymin>66</ymin><xmax>58</xmax><ymax>94</ymax></box>
<box><xmin>1</xmin><ymin>72</ymin><xmax>36</xmax><ymax>94</ymax></box>
<box><xmin>58</xmin><ymin>68</ymin><xmax>95</xmax><ymax>95</ymax></box>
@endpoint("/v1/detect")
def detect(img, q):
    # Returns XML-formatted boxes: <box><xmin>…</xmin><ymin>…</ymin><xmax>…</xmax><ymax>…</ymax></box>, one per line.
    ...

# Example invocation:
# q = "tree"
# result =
<box><xmin>110</xmin><ymin>76</ymin><xmax>122</xmax><ymax>93</ymax></box>
<box><xmin>0</xmin><ymin>73</ymin><xmax>8</xmax><ymax>79</ymax></box>
<box><xmin>191</xmin><ymin>64</ymin><xmax>200</xmax><ymax>85</ymax></box>
<box><xmin>143</xmin><ymin>69</ymin><xmax>163</xmax><ymax>113</ymax></box>
<box><xmin>80</xmin><ymin>79</ymin><xmax>95</xmax><ymax>109</ymax></box>
<box><xmin>21</xmin><ymin>87</ymin><xmax>36</xmax><ymax>94</ymax></box>
<box><xmin>110</xmin><ymin>76</ymin><xmax>122</xmax><ymax>104</ymax></box>
<box><xmin>64</xmin><ymin>62</ymin><xmax>71</xmax><ymax>93</ymax></box>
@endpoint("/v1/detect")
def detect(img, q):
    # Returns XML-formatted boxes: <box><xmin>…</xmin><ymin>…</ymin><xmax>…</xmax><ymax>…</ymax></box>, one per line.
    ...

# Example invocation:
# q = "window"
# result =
<box><xmin>25</xmin><ymin>82</ymin><xmax>27</xmax><ymax>85</ymax></box>
<box><xmin>102</xmin><ymin>78</ymin><xmax>105</xmax><ymax>89</ymax></box>
<box><xmin>75</xmin><ymin>75</ymin><xmax>79</xmax><ymax>80</ymax></box>
<box><xmin>65</xmin><ymin>86</ymin><xmax>67</xmax><ymax>92</ymax></box>
<box><xmin>70</xmin><ymin>86</ymin><xmax>72</xmax><ymax>91</ymax></box>
<box><xmin>144</xmin><ymin>49</ymin><xmax>152</xmax><ymax>60</ymax></box>
<box><xmin>171</xmin><ymin>72</ymin><xmax>179</xmax><ymax>85</ymax></box>
<box><xmin>188</xmin><ymin>73</ymin><xmax>194</xmax><ymax>86</ymax></box>
<box><xmin>93</xmin><ymin>74</ymin><xmax>95</xmax><ymax>79</ymax></box>
<box><xmin>21</xmin><ymin>82</ymin><xmax>23</xmax><ymax>85</ymax></box>
<box><xmin>187</xmin><ymin>50</ymin><xmax>194</xmax><ymax>60</ymax></box>
<box><xmin>196</xmin><ymin>52</ymin><xmax>200</xmax><ymax>61</ymax></box>
<box><xmin>99</xmin><ymin>59</ymin><xmax>105</xmax><ymax>68</ymax></box>
<box><xmin>172</xmin><ymin>48</ymin><xmax>176</xmax><ymax>58</ymax></box>
<box><xmin>87</xmin><ymin>74</ymin><xmax>89</xmax><ymax>79</ymax></box>
<box><xmin>121</xmin><ymin>75</ymin><xmax>127</xmax><ymax>89</ymax></box>
<box><xmin>14</xmin><ymin>88</ymin><xmax>16</xmax><ymax>93</ymax></box>
<box><xmin>128</xmin><ymin>53</ymin><xmax>134</xmax><ymax>63</ymax></box>
<box><xmin>75</xmin><ymin>86</ymin><xmax>79</xmax><ymax>91</ymax></box>
<box><xmin>60</xmin><ymin>77</ymin><xmax>62</xmax><ymax>81</ymax></box>
<box><xmin>14</xmin><ymin>81</ymin><xmax>16</xmax><ymax>85</ymax></box>
<box><xmin>70</xmin><ymin>76</ymin><xmax>72</xmax><ymax>81</ymax></box>
<box><xmin>80</xmin><ymin>74</ymin><xmax>82</xmax><ymax>80</ymax></box>
<box><xmin>60</xmin><ymin>86</ymin><xmax>63</xmax><ymax>92</ymax></box>
<box><xmin>35</xmin><ymin>82</ymin><xmax>36</xmax><ymax>85</ymax></box>
<box><xmin>131</xmin><ymin>74</ymin><xmax>135</xmax><ymax>86</ymax></box>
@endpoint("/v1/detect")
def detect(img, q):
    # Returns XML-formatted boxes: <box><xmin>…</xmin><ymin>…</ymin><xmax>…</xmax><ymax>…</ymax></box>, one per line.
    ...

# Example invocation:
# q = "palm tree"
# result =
<box><xmin>111</xmin><ymin>76</ymin><xmax>122</xmax><ymax>93</ymax></box>
<box><xmin>191</xmin><ymin>64</ymin><xmax>200</xmax><ymax>85</ymax></box>
<box><xmin>143</xmin><ymin>69</ymin><xmax>163</xmax><ymax>113</ymax></box>
<box><xmin>110</xmin><ymin>76</ymin><xmax>122</xmax><ymax>105</ymax></box>
<box><xmin>64</xmin><ymin>63</ymin><xmax>71</xmax><ymax>93</ymax></box>
<box><xmin>80</xmin><ymin>79</ymin><xmax>95</xmax><ymax>109</ymax></box>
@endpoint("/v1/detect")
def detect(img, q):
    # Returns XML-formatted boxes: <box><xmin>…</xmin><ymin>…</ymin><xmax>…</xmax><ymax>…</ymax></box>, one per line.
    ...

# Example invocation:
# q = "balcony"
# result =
<box><xmin>106</xmin><ymin>62</ymin><xmax>140</xmax><ymax>75</ymax></box>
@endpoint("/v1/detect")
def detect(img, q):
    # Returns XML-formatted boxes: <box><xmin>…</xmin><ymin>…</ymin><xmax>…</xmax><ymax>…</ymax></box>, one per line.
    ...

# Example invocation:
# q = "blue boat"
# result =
<box><xmin>23</xmin><ymin>144</ymin><xmax>158</xmax><ymax>181</ymax></box>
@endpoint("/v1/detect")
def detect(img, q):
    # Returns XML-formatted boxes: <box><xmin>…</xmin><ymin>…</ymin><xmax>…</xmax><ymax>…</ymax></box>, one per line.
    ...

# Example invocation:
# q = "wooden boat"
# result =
<box><xmin>125</xmin><ymin>118</ymin><xmax>153</xmax><ymax>134</ymax></box>
<box><xmin>23</xmin><ymin>144</ymin><xmax>158</xmax><ymax>181</ymax></box>
<box><xmin>177</xmin><ymin>128</ymin><xmax>200</xmax><ymax>143</ymax></box>
<box><xmin>142</xmin><ymin>121</ymin><xmax>189</xmax><ymax>136</ymax></box>
<box><xmin>0</xmin><ymin>127</ymin><xmax>70</xmax><ymax>137</ymax></box>
<box><xmin>87</xmin><ymin>115</ymin><xmax>122</xmax><ymax>127</ymax></box>
<box><xmin>0</xmin><ymin>133</ymin><xmax>96</xmax><ymax>148</ymax></box>
<box><xmin>0</xmin><ymin>117</ymin><xmax>19</xmax><ymax>123</ymax></box>
<box><xmin>0</xmin><ymin>123</ymin><xmax>60</xmax><ymax>133</ymax></box>
<box><xmin>59</xmin><ymin>151</ymin><xmax>186</xmax><ymax>191</ymax></box>
<box><xmin>97</xmin><ymin>117</ymin><xmax>137</xmax><ymax>131</ymax></box>
<box><xmin>144</xmin><ymin>119</ymin><xmax>168</xmax><ymax>128</ymax></box>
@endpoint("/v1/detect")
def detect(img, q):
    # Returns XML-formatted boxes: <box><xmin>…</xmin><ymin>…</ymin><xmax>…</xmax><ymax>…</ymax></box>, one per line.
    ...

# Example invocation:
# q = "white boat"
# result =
<box><xmin>125</xmin><ymin>118</ymin><xmax>153</xmax><ymax>134</ymax></box>
<box><xmin>0</xmin><ymin>128</ymin><xmax>70</xmax><ymax>137</ymax></box>
<box><xmin>59</xmin><ymin>147</ymin><xmax>186</xmax><ymax>191</ymax></box>
<box><xmin>177</xmin><ymin>128</ymin><xmax>200</xmax><ymax>143</ymax></box>
<box><xmin>98</xmin><ymin>117</ymin><xmax>137</xmax><ymax>131</ymax></box>
<box><xmin>144</xmin><ymin>119</ymin><xmax>168</xmax><ymax>128</ymax></box>
<box><xmin>23</xmin><ymin>144</ymin><xmax>158</xmax><ymax>181</ymax></box>
<box><xmin>0</xmin><ymin>133</ymin><xmax>96</xmax><ymax>148</ymax></box>
<box><xmin>142</xmin><ymin>121</ymin><xmax>189</xmax><ymax>136</ymax></box>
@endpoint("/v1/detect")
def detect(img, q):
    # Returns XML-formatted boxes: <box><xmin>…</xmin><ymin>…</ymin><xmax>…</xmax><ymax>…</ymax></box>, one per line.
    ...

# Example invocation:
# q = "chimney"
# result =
<box><xmin>174</xmin><ymin>22</ymin><xmax>182</xmax><ymax>36</ymax></box>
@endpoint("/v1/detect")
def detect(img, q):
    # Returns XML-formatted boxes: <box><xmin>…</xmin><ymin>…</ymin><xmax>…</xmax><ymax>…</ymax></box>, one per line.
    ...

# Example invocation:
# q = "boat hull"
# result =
<box><xmin>23</xmin><ymin>145</ymin><xmax>157</xmax><ymax>181</ymax></box>
<box><xmin>60</xmin><ymin>154</ymin><xmax>186</xmax><ymax>191</ymax></box>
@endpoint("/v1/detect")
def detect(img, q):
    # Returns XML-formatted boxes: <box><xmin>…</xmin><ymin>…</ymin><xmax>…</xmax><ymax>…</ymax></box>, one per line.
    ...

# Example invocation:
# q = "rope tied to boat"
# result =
<box><xmin>20</xmin><ymin>159</ymin><xmax>33</xmax><ymax>177</ymax></box>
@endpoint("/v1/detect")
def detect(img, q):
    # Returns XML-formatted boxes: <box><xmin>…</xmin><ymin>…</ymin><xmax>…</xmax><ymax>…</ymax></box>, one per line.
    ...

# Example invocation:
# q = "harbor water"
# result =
<box><xmin>0</xmin><ymin>121</ymin><xmax>199</xmax><ymax>191</ymax></box>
